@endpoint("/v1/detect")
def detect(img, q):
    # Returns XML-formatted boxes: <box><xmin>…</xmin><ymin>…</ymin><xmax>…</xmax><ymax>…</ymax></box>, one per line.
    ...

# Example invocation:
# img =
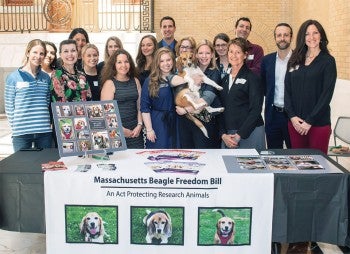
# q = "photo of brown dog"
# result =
<box><xmin>79</xmin><ymin>212</ymin><xmax>109</xmax><ymax>243</ymax></box>
<box><xmin>212</xmin><ymin>209</ymin><xmax>235</xmax><ymax>245</ymax></box>
<box><xmin>143</xmin><ymin>209</ymin><xmax>172</xmax><ymax>244</ymax></box>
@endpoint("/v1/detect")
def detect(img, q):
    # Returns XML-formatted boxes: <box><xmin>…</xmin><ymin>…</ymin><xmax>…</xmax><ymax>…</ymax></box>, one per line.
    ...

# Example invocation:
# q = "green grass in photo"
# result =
<box><xmin>198</xmin><ymin>207</ymin><xmax>251</xmax><ymax>245</ymax></box>
<box><xmin>65</xmin><ymin>205</ymin><xmax>118</xmax><ymax>244</ymax></box>
<box><xmin>131</xmin><ymin>206</ymin><xmax>184</xmax><ymax>245</ymax></box>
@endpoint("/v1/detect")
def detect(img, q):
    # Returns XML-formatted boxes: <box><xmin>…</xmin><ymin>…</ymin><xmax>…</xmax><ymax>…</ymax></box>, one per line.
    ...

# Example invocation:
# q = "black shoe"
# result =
<box><xmin>310</xmin><ymin>242</ymin><xmax>323</xmax><ymax>254</ymax></box>
<box><xmin>271</xmin><ymin>242</ymin><xmax>281</xmax><ymax>254</ymax></box>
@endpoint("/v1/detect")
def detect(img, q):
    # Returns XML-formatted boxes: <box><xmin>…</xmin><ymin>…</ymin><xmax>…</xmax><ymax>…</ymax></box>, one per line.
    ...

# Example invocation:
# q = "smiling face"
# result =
<box><xmin>228</xmin><ymin>43</ymin><xmax>247</xmax><ymax>69</ymax></box>
<box><xmin>179</xmin><ymin>39</ymin><xmax>194</xmax><ymax>54</ymax></box>
<box><xmin>160</xmin><ymin>19</ymin><xmax>176</xmax><ymax>41</ymax></box>
<box><xmin>43</xmin><ymin>44</ymin><xmax>56</xmax><ymax>67</ymax></box>
<box><xmin>235</xmin><ymin>20</ymin><xmax>251</xmax><ymax>40</ymax></box>
<box><xmin>305</xmin><ymin>24</ymin><xmax>321</xmax><ymax>50</ymax></box>
<box><xmin>196</xmin><ymin>44</ymin><xmax>214</xmax><ymax>68</ymax></box>
<box><xmin>26</xmin><ymin>45</ymin><xmax>46</xmax><ymax>68</ymax></box>
<box><xmin>214</xmin><ymin>38</ymin><xmax>228</xmax><ymax>57</ymax></box>
<box><xmin>82</xmin><ymin>47</ymin><xmax>99</xmax><ymax>68</ymax></box>
<box><xmin>115</xmin><ymin>53</ymin><xmax>130</xmax><ymax>77</ymax></box>
<box><xmin>60</xmin><ymin>43</ymin><xmax>78</xmax><ymax>66</ymax></box>
<box><xmin>72</xmin><ymin>33</ymin><xmax>87</xmax><ymax>57</ymax></box>
<box><xmin>107</xmin><ymin>39</ymin><xmax>120</xmax><ymax>57</ymax></box>
<box><xmin>159</xmin><ymin>52</ymin><xmax>174</xmax><ymax>76</ymax></box>
<box><xmin>274</xmin><ymin>25</ymin><xmax>292</xmax><ymax>50</ymax></box>
<box><xmin>141</xmin><ymin>37</ymin><xmax>156</xmax><ymax>57</ymax></box>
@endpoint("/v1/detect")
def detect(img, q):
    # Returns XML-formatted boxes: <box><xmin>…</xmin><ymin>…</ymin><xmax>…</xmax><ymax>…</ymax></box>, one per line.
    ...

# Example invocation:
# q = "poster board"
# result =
<box><xmin>44</xmin><ymin>149</ymin><xmax>274</xmax><ymax>254</ymax></box>
<box><xmin>51</xmin><ymin>100</ymin><xmax>126</xmax><ymax>157</ymax></box>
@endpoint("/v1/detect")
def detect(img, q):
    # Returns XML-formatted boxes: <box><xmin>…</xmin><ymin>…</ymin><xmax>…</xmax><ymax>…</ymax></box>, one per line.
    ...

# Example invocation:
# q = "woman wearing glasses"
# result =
<box><xmin>213</xmin><ymin>33</ymin><xmax>230</xmax><ymax>79</ymax></box>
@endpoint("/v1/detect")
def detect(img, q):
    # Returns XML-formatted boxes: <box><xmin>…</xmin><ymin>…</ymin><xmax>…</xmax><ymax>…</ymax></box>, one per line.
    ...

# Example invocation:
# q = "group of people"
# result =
<box><xmin>5</xmin><ymin>16</ymin><xmax>337</xmax><ymax>156</ymax></box>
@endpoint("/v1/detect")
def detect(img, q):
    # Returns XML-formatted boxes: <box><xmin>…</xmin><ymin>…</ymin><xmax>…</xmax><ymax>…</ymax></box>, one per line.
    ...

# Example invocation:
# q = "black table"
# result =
<box><xmin>0</xmin><ymin>148</ymin><xmax>349</xmax><ymax>247</ymax></box>
<box><xmin>268</xmin><ymin>149</ymin><xmax>350</xmax><ymax>247</ymax></box>
<box><xmin>0</xmin><ymin>148</ymin><xmax>59</xmax><ymax>233</ymax></box>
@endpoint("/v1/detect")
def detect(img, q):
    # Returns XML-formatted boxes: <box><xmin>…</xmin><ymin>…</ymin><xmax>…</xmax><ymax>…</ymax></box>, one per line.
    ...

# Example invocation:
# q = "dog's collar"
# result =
<box><xmin>217</xmin><ymin>231</ymin><xmax>233</xmax><ymax>244</ymax></box>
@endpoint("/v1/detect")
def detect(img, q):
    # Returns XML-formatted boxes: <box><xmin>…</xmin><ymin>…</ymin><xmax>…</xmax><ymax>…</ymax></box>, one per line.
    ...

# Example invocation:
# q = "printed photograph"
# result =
<box><xmin>87</xmin><ymin>104</ymin><xmax>103</xmax><ymax>118</ymax></box>
<box><xmin>236</xmin><ymin>156</ymin><xmax>266</xmax><ymax>170</ymax></box>
<box><xmin>74</xmin><ymin>104</ymin><xmax>86</xmax><ymax>116</ymax></box>
<box><xmin>130</xmin><ymin>206</ymin><xmax>184</xmax><ymax>245</ymax></box>
<box><xmin>198</xmin><ymin>207</ymin><xmax>252</xmax><ymax>246</ymax></box>
<box><xmin>262</xmin><ymin>156</ymin><xmax>297</xmax><ymax>170</ymax></box>
<box><xmin>59</xmin><ymin>118</ymin><xmax>74</xmax><ymax>140</ymax></box>
<box><xmin>65</xmin><ymin>205</ymin><xmax>118</xmax><ymax>244</ymax></box>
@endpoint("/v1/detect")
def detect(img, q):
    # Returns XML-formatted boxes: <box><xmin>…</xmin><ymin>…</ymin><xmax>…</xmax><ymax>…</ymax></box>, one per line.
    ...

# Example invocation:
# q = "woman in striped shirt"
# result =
<box><xmin>5</xmin><ymin>39</ymin><xmax>52</xmax><ymax>152</ymax></box>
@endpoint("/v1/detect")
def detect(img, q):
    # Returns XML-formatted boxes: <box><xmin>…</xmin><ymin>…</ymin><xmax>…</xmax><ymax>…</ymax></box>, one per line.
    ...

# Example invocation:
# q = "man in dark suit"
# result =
<box><xmin>261</xmin><ymin>23</ymin><xmax>293</xmax><ymax>149</ymax></box>
<box><xmin>157</xmin><ymin>16</ymin><xmax>177</xmax><ymax>55</ymax></box>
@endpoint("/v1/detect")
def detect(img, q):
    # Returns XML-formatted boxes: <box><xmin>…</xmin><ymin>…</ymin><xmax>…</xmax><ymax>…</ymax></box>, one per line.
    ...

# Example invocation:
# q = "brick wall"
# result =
<box><xmin>154</xmin><ymin>0</ymin><xmax>349</xmax><ymax>79</ymax></box>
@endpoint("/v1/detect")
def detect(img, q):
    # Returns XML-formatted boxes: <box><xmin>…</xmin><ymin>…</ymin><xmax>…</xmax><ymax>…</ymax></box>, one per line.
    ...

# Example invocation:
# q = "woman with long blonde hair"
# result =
<box><xmin>140</xmin><ymin>47</ymin><xmax>179</xmax><ymax>148</ymax></box>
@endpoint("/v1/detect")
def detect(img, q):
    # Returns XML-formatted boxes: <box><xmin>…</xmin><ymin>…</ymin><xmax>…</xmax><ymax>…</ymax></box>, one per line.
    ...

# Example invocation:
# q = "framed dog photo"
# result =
<box><xmin>65</xmin><ymin>205</ymin><xmax>118</xmax><ymax>244</ymax></box>
<box><xmin>130</xmin><ymin>206</ymin><xmax>185</xmax><ymax>245</ymax></box>
<box><xmin>51</xmin><ymin>100</ymin><xmax>126</xmax><ymax>157</ymax></box>
<box><xmin>197</xmin><ymin>207</ymin><xmax>252</xmax><ymax>246</ymax></box>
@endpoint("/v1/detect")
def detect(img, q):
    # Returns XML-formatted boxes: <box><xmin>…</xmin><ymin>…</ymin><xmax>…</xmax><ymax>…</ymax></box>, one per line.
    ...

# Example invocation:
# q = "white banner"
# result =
<box><xmin>44</xmin><ymin>149</ymin><xmax>274</xmax><ymax>254</ymax></box>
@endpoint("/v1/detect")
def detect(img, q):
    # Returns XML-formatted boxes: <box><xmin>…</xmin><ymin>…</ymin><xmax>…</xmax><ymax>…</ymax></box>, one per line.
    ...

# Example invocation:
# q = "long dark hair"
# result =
<box><xmin>43</xmin><ymin>41</ymin><xmax>58</xmax><ymax>69</ymax></box>
<box><xmin>136</xmin><ymin>34</ymin><xmax>157</xmax><ymax>72</ymax></box>
<box><xmin>100</xmin><ymin>49</ymin><xmax>136</xmax><ymax>87</ymax></box>
<box><xmin>68</xmin><ymin>27</ymin><xmax>90</xmax><ymax>43</ymax></box>
<box><xmin>288</xmin><ymin>19</ymin><xmax>329</xmax><ymax>68</ymax></box>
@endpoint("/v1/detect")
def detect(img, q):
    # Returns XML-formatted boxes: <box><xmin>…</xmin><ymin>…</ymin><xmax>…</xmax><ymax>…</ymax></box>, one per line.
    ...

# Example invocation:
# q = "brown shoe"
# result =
<box><xmin>286</xmin><ymin>242</ymin><xmax>309</xmax><ymax>254</ymax></box>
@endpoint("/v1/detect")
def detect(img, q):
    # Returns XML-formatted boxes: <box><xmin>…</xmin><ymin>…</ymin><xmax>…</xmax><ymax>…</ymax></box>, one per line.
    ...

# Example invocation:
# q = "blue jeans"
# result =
<box><xmin>12</xmin><ymin>132</ymin><xmax>52</xmax><ymax>152</ymax></box>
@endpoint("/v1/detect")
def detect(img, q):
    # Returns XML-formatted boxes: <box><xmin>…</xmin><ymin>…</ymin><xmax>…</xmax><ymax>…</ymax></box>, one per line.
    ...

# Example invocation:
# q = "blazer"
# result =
<box><xmin>219</xmin><ymin>64</ymin><xmax>264</xmax><ymax>139</ymax></box>
<box><xmin>261</xmin><ymin>51</ymin><xmax>278</xmax><ymax>126</ymax></box>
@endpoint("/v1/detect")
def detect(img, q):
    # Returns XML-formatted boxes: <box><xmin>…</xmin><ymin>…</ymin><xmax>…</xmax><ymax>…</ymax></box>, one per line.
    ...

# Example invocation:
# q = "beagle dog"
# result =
<box><xmin>212</xmin><ymin>209</ymin><xmax>235</xmax><ymax>245</ymax></box>
<box><xmin>143</xmin><ymin>209</ymin><xmax>172</xmax><ymax>244</ymax></box>
<box><xmin>79</xmin><ymin>212</ymin><xmax>109</xmax><ymax>243</ymax></box>
<box><xmin>175</xmin><ymin>51</ymin><xmax>224</xmax><ymax>137</ymax></box>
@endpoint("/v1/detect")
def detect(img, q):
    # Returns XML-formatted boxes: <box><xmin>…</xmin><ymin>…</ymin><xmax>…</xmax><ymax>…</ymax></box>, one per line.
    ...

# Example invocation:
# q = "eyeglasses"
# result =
<box><xmin>215</xmin><ymin>44</ymin><xmax>228</xmax><ymax>48</ymax></box>
<box><xmin>180</xmin><ymin>45</ymin><xmax>192</xmax><ymax>50</ymax></box>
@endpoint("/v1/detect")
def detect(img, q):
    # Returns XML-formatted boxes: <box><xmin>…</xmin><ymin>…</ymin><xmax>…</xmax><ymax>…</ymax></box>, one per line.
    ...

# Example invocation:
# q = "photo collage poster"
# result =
<box><xmin>51</xmin><ymin>100</ymin><xmax>127</xmax><ymax>157</ymax></box>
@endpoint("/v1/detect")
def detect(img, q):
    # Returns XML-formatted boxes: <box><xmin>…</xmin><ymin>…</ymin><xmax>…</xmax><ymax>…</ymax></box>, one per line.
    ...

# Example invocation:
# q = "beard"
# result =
<box><xmin>276</xmin><ymin>41</ymin><xmax>291</xmax><ymax>50</ymax></box>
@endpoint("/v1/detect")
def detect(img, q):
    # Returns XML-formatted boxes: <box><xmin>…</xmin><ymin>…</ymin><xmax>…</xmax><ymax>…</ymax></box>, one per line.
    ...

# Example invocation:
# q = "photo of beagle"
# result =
<box><xmin>62</xmin><ymin>105</ymin><xmax>72</xmax><ymax>116</ymax></box>
<box><xmin>74</xmin><ymin>118</ymin><xmax>87</xmax><ymax>130</ymax></box>
<box><xmin>175</xmin><ymin>51</ymin><xmax>224</xmax><ymax>137</ymax></box>
<box><xmin>143</xmin><ymin>209</ymin><xmax>172</xmax><ymax>244</ymax></box>
<box><xmin>212</xmin><ymin>209</ymin><xmax>235</xmax><ymax>245</ymax></box>
<box><xmin>59</xmin><ymin>119</ymin><xmax>74</xmax><ymax>140</ymax></box>
<box><xmin>79</xmin><ymin>212</ymin><xmax>109</xmax><ymax>243</ymax></box>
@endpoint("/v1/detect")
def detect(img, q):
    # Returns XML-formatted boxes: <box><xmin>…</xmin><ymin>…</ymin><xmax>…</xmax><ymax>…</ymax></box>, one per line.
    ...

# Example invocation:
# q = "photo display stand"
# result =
<box><xmin>51</xmin><ymin>100</ymin><xmax>127</xmax><ymax>158</ymax></box>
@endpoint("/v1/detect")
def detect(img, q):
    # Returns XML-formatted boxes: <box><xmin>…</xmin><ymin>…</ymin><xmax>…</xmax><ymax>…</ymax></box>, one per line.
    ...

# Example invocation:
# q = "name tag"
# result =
<box><xmin>93</xmin><ymin>81</ymin><xmax>99</xmax><ymax>87</ymax></box>
<box><xmin>16</xmin><ymin>81</ymin><xmax>29</xmax><ymax>89</ymax></box>
<box><xmin>247</xmin><ymin>54</ymin><xmax>254</xmax><ymax>60</ymax></box>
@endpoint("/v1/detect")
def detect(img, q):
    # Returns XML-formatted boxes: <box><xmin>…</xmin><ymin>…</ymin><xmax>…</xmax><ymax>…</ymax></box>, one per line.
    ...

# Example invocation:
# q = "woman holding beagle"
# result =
<box><xmin>176</xmin><ymin>39</ymin><xmax>223</xmax><ymax>148</ymax></box>
<box><xmin>219</xmin><ymin>37</ymin><xmax>265</xmax><ymax>150</ymax></box>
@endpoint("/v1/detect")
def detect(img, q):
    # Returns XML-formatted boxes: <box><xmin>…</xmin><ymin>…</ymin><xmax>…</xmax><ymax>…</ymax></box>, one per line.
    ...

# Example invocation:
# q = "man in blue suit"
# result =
<box><xmin>261</xmin><ymin>23</ymin><xmax>293</xmax><ymax>149</ymax></box>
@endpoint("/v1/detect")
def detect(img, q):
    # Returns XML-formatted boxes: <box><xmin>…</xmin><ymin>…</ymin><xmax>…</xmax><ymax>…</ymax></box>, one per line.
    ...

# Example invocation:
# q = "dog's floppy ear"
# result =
<box><xmin>79</xmin><ymin>216</ymin><xmax>87</xmax><ymax>234</ymax></box>
<box><xmin>176</xmin><ymin>55</ymin><xmax>184</xmax><ymax>74</ymax></box>
<box><xmin>164</xmin><ymin>212</ymin><xmax>172</xmax><ymax>236</ymax></box>
<box><xmin>99</xmin><ymin>216</ymin><xmax>105</xmax><ymax>236</ymax></box>
<box><xmin>148</xmin><ymin>215</ymin><xmax>156</xmax><ymax>235</ymax></box>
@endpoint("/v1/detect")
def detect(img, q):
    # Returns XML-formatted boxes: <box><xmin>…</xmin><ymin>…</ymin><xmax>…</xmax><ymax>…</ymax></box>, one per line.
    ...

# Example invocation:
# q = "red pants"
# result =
<box><xmin>287</xmin><ymin>121</ymin><xmax>331</xmax><ymax>154</ymax></box>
